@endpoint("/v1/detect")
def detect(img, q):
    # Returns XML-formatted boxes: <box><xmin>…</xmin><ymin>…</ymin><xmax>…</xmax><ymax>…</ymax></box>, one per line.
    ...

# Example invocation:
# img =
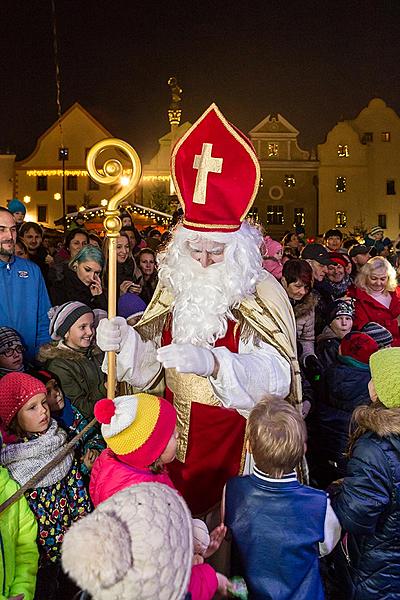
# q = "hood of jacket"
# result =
<box><xmin>326</xmin><ymin>361</ymin><xmax>371</xmax><ymax>409</ymax></box>
<box><xmin>38</xmin><ymin>340</ymin><xmax>102</xmax><ymax>363</ymax></box>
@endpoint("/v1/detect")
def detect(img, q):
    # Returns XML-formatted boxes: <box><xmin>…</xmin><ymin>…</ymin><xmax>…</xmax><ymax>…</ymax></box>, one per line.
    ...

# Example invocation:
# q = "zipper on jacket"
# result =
<box><xmin>0</xmin><ymin>530</ymin><xmax>6</xmax><ymax>596</ymax></box>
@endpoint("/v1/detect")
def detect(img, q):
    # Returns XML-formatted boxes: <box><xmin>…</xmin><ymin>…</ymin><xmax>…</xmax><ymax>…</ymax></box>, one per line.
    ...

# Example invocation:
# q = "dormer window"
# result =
<box><xmin>337</xmin><ymin>144</ymin><xmax>349</xmax><ymax>157</ymax></box>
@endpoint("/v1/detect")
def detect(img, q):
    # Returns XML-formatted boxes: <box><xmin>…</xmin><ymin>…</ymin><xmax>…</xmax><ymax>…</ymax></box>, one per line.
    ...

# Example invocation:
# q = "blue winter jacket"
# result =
<box><xmin>314</xmin><ymin>357</ymin><xmax>371</xmax><ymax>478</ymax></box>
<box><xmin>332</xmin><ymin>427</ymin><xmax>400</xmax><ymax>600</ymax></box>
<box><xmin>0</xmin><ymin>256</ymin><xmax>51</xmax><ymax>361</ymax></box>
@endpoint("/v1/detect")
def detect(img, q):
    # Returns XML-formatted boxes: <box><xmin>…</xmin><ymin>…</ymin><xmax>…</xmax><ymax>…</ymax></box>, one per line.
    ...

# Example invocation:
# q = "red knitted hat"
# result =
<box><xmin>0</xmin><ymin>372</ymin><xmax>47</xmax><ymax>427</ymax></box>
<box><xmin>340</xmin><ymin>332</ymin><xmax>379</xmax><ymax>364</ymax></box>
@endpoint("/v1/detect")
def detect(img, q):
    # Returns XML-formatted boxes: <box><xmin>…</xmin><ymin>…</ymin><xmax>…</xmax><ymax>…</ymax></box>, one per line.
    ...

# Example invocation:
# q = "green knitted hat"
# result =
<box><xmin>369</xmin><ymin>347</ymin><xmax>400</xmax><ymax>408</ymax></box>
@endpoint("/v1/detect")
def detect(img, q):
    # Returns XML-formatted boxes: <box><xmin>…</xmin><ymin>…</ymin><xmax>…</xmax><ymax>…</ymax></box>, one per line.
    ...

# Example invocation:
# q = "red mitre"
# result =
<box><xmin>171</xmin><ymin>103</ymin><xmax>260</xmax><ymax>232</ymax></box>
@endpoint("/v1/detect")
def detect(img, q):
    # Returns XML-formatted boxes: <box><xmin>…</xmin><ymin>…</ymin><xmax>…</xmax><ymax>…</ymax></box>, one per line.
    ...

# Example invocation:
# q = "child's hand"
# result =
<box><xmin>82</xmin><ymin>448</ymin><xmax>100</xmax><ymax>470</ymax></box>
<box><xmin>204</xmin><ymin>523</ymin><xmax>227</xmax><ymax>558</ymax></box>
<box><xmin>216</xmin><ymin>573</ymin><xmax>229</xmax><ymax>596</ymax></box>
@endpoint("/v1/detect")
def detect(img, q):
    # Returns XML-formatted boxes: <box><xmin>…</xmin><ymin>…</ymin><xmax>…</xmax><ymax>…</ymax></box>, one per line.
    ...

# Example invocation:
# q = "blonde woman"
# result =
<box><xmin>347</xmin><ymin>256</ymin><xmax>400</xmax><ymax>345</ymax></box>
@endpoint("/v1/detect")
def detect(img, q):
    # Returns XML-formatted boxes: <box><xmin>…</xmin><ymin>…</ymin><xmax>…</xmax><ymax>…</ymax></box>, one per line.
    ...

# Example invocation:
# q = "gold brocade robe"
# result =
<box><xmin>133</xmin><ymin>274</ymin><xmax>302</xmax><ymax>463</ymax></box>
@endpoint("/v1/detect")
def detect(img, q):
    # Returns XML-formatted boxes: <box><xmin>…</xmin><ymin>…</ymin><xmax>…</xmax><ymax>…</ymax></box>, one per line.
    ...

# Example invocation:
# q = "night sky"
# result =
<box><xmin>1</xmin><ymin>1</ymin><xmax>399</xmax><ymax>162</ymax></box>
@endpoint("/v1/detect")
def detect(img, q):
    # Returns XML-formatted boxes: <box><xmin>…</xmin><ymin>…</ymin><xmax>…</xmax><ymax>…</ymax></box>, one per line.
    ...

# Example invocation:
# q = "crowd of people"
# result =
<box><xmin>1</xmin><ymin>104</ymin><xmax>400</xmax><ymax>600</ymax></box>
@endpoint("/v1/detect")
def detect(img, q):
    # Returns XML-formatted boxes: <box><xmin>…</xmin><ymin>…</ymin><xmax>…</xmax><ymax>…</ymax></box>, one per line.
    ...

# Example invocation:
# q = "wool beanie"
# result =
<box><xmin>8</xmin><ymin>199</ymin><xmax>26</xmax><ymax>215</ymax></box>
<box><xmin>369</xmin><ymin>226</ymin><xmax>384</xmax><ymax>237</ymax></box>
<box><xmin>370</xmin><ymin>348</ymin><xmax>400</xmax><ymax>408</ymax></box>
<box><xmin>361</xmin><ymin>322</ymin><xmax>393</xmax><ymax>349</ymax></box>
<box><xmin>62</xmin><ymin>483</ymin><xmax>193</xmax><ymax>600</ymax></box>
<box><xmin>0</xmin><ymin>327</ymin><xmax>23</xmax><ymax>354</ymax></box>
<box><xmin>117</xmin><ymin>293</ymin><xmax>146</xmax><ymax>320</ymax></box>
<box><xmin>48</xmin><ymin>301</ymin><xmax>93</xmax><ymax>341</ymax></box>
<box><xmin>94</xmin><ymin>394</ymin><xmax>176</xmax><ymax>468</ymax></box>
<box><xmin>328</xmin><ymin>299</ymin><xmax>355</xmax><ymax>324</ymax></box>
<box><xmin>340</xmin><ymin>332</ymin><xmax>379</xmax><ymax>365</ymax></box>
<box><xmin>0</xmin><ymin>372</ymin><xmax>46</xmax><ymax>427</ymax></box>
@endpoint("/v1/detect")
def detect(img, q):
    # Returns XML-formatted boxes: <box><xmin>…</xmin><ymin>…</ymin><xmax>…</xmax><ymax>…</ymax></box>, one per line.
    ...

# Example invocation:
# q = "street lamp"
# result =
<box><xmin>54</xmin><ymin>193</ymin><xmax>61</xmax><ymax>201</ymax></box>
<box><xmin>23</xmin><ymin>195</ymin><xmax>31</xmax><ymax>204</ymax></box>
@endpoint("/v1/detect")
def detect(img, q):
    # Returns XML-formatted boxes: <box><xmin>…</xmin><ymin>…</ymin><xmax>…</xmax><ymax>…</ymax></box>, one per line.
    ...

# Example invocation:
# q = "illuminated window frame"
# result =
<box><xmin>284</xmin><ymin>174</ymin><xmax>296</xmax><ymax>187</ymax></box>
<box><xmin>293</xmin><ymin>208</ymin><xmax>305</xmax><ymax>227</ymax></box>
<box><xmin>266</xmin><ymin>205</ymin><xmax>284</xmax><ymax>225</ymax></box>
<box><xmin>336</xmin><ymin>211</ymin><xmax>347</xmax><ymax>228</ymax></box>
<box><xmin>268</xmin><ymin>143</ymin><xmax>279</xmax><ymax>157</ymax></box>
<box><xmin>337</xmin><ymin>144</ymin><xmax>349</xmax><ymax>157</ymax></box>
<box><xmin>381</xmin><ymin>132</ymin><xmax>391</xmax><ymax>142</ymax></box>
<box><xmin>336</xmin><ymin>176</ymin><xmax>346</xmax><ymax>193</ymax></box>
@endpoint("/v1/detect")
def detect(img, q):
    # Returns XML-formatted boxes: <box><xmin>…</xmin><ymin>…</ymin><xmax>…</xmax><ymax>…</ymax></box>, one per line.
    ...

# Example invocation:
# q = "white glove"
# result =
<box><xmin>96</xmin><ymin>316</ymin><xmax>130</xmax><ymax>352</ymax></box>
<box><xmin>156</xmin><ymin>343</ymin><xmax>215</xmax><ymax>377</ymax></box>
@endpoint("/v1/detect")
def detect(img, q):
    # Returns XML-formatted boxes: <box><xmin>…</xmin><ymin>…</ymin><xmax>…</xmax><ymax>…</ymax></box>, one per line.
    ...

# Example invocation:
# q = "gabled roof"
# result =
<box><xmin>250</xmin><ymin>113</ymin><xmax>299</xmax><ymax>137</ymax></box>
<box><xmin>16</xmin><ymin>102</ymin><xmax>113</xmax><ymax>166</ymax></box>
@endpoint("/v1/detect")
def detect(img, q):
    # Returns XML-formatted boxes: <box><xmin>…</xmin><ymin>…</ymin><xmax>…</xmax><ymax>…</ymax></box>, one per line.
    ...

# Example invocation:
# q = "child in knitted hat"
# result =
<box><xmin>91</xmin><ymin>396</ymin><xmax>229</xmax><ymax>597</ymax></box>
<box><xmin>38</xmin><ymin>301</ymin><xmax>106</xmax><ymax>419</ymax></box>
<box><xmin>0</xmin><ymin>372</ymin><xmax>92</xmax><ymax>600</ymax></box>
<box><xmin>62</xmin><ymin>482</ymin><xmax>231</xmax><ymax>600</ymax></box>
<box><xmin>316</xmin><ymin>299</ymin><xmax>355</xmax><ymax>369</ymax></box>
<box><xmin>30</xmin><ymin>368</ymin><xmax>105</xmax><ymax>478</ymax></box>
<box><xmin>261</xmin><ymin>236</ymin><xmax>283</xmax><ymax>280</ymax></box>
<box><xmin>0</xmin><ymin>326</ymin><xmax>26</xmax><ymax>378</ymax></box>
<box><xmin>331</xmin><ymin>347</ymin><xmax>400</xmax><ymax>599</ymax></box>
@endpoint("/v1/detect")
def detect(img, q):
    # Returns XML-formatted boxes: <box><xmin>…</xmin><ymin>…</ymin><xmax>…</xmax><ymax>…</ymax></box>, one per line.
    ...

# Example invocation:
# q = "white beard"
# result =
<box><xmin>157</xmin><ymin>222</ymin><xmax>265</xmax><ymax>348</ymax></box>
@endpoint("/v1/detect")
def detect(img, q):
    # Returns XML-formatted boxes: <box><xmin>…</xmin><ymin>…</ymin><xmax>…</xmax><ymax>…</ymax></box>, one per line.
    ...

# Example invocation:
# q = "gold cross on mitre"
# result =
<box><xmin>192</xmin><ymin>143</ymin><xmax>223</xmax><ymax>204</ymax></box>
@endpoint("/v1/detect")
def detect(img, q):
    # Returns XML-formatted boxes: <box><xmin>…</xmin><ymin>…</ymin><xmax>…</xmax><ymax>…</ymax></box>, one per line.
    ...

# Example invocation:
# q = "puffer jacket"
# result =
<box><xmin>38</xmin><ymin>341</ymin><xmax>106</xmax><ymax>420</ymax></box>
<box><xmin>311</xmin><ymin>357</ymin><xmax>371</xmax><ymax>484</ymax></box>
<box><xmin>347</xmin><ymin>285</ymin><xmax>400</xmax><ymax>345</ymax></box>
<box><xmin>332</xmin><ymin>411</ymin><xmax>400</xmax><ymax>599</ymax></box>
<box><xmin>89</xmin><ymin>448</ymin><xmax>175</xmax><ymax>507</ymax></box>
<box><xmin>316</xmin><ymin>325</ymin><xmax>341</xmax><ymax>369</ymax></box>
<box><xmin>0</xmin><ymin>466</ymin><xmax>38</xmax><ymax>600</ymax></box>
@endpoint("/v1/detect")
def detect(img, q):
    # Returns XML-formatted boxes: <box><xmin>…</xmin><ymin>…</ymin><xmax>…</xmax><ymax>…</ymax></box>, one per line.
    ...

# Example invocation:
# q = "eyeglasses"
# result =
<box><xmin>0</xmin><ymin>345</ymin><xmax>24</xmax><ymax>358</ymax></box>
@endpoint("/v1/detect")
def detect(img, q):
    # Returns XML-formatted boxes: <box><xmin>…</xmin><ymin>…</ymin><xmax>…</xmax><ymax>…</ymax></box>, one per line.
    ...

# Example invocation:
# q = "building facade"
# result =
<box><xmin>249</xmin><ymin>113</ymin><xmax>319</xmax><ymax>238</ymax></box>
<box><xmin>14</xmin><ymin>103</ymin><xmax>114</xmax><ymax>226</ymax></box>
<box><xmin>318</xmin><ymin>98</ymin><xmax>400</xmax><ymax>239</ymax></box>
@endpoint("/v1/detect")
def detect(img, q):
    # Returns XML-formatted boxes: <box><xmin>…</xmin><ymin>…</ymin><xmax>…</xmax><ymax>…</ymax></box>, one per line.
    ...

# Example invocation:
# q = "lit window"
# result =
<box><xmin>284</xmin><ymin>175</ymin><xmax>296</xmax><ymax>187</ymax></box>
<box><xmin>266</xmin><ymin>205</ymin><xmax>284</xmax><ymax>225</ymax></box>
<box><xmin>387</xmin><ymin>180</ymin><xmax>396</xmax><ymax>195</ymax></box>
<box><xmin>268</xmin><ymin>143</ymin><xmax>279</xmax><ymax>157</ymax></box>
<box><xmin>381</xmin><ymin>132</ymin><xmax>391</xmax><ymax>142</ymax></box>
<box><xmin>337</xmin><ymin>144</ymin><xmax>349</xmax><ymax>157</ymax></box>
<box><xmin>336</xmin><ymin>211</ymin><xmax>347</xmax><ymax>228</ymax></box>
<box><xmin>336</xmin><ymin>176</ymin><xmax>346</xmax><ymax>192</ymax></box>
<box><xmin>378</xmin><ymin>214</ymin><xmax>387</xmax><ymax>229</ymax></box>
<box><xmin>247</xmin><ymin>207</ymin><xmax>259</xmax><ymax>223</ymax></box>
<box><xmin>293</xmin><ymin>208</ymin><xmax>305</xmax><ymax>227</ymax></box>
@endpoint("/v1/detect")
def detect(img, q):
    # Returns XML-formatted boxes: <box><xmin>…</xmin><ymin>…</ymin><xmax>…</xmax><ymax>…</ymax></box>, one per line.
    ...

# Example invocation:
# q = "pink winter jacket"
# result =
<box><xmin>89</xmin><ymin>448</ymin><xmax>175</xmax><ymax>507</ymax></box>
<box><xmin>90</xmin><ymin>449</ymin><xmax>218</xmax><ymax>600</ymax></box>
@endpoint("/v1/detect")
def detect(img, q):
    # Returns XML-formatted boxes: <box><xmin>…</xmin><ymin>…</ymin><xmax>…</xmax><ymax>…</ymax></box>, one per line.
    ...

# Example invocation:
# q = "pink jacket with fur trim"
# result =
<box><xmin>89</xmin><ymin>448</ymin><xmax>175</xmax><ymax>507</ymax></box>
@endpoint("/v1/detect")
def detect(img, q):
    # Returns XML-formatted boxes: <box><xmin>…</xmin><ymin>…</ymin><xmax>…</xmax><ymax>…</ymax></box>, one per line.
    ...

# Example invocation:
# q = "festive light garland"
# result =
<box><xmin>64</xmin><ymin>203</ymin><xmax>173</xmax><ymax>226</ymax></box>
<box><xmin>26</xmin><ymin>169</ymin><xmax>171</xmax><ymax>182</ymax></box>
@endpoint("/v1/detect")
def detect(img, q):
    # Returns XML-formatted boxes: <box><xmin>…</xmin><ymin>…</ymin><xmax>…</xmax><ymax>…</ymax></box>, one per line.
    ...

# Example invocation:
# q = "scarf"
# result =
<box><xmin>0</xmin><ymin>419</ymin><xmax>74</xmax><ymax>488</ymax></box>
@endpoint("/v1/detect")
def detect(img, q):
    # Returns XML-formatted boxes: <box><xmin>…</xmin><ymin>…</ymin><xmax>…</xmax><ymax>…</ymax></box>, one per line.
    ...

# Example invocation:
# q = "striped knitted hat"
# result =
<box><xmin>0</xmin><ymin>327</ymin><xmax>23</xmax><ymax>354</ymax></box>
<box><xmin>361</xmin><ymin>322</ymin><xmax>393</xmax><ymax>349</ymax></box>
<box><xmin>369</xmin><ymin>226</ymin><xmax>384</xmax><ymax>237</ymax></box>
<box><xmin>0</xmin><ymin>372</ymin><xmax>46</xmax><ymax>427</ymax></box>
<box><xmin>94</xmin><ymin>394</ymin><xmax>176</xmax><ymax>468</ymax></box>
<box><xmin>48</xmin><ymin>301</ymin><xmax>93</xmax><ymax>341</ymax></box>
